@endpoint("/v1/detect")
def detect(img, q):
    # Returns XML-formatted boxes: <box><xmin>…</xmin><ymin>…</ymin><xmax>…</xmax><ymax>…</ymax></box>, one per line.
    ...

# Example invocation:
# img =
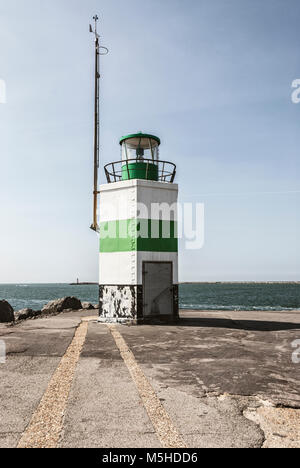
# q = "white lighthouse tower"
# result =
<box><xmin>88</xmin><ymin>17</ymin><xmax>178</xmax><ymax>324</ymax></box>
<box><xmin>98</xmin><ymin>133</ymin><xmax>179</xmax><ymax>324</ymax></box>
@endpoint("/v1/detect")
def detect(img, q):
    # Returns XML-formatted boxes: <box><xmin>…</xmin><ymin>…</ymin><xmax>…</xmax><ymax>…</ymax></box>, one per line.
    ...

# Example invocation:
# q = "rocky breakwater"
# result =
<box><xmin>0</xmin><ymin>297</ymin><xmax>94</xmax><ymax>324</ymax></box>
<box><xmin>41</xmin><ymin>297</ymin><xmax>82</xmax><ymax>316</ymax></box>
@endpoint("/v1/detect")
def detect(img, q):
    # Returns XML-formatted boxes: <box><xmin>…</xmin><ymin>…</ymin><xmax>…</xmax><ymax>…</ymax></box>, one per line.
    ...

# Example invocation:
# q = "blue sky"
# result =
<box><xmin>0</xmin><ymin>0</ymin><xmax>299</xmax><ymax>283</ymax></box>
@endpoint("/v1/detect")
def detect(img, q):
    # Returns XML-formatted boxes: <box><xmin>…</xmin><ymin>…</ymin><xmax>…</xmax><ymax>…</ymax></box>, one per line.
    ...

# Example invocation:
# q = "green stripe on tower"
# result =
<box><xmin>100</xmin><ymin>219</ymin><xmax>178</xmax><ymax>253</ymax></box>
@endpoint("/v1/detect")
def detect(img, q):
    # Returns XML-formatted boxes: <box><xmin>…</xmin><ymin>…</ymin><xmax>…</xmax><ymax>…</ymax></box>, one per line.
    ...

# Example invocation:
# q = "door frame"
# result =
<box><xmin>142</xmin><ymin>261</ymin><xmax>173</xmax><ymax>317</ymax></box>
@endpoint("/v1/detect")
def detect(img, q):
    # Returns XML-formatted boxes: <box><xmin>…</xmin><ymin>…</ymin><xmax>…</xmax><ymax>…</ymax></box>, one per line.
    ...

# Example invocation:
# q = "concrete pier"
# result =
<box><xmin>0</xmin><ymin>309</ymin><xmax>299</xmax><ymax>448</ymax></box>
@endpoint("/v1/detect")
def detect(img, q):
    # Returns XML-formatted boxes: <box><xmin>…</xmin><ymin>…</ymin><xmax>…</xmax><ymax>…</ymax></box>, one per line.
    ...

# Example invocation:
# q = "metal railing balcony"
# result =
<box><xmin>104</xmin><ymin>158</ymin><xmax>177</xmax><ymax>184</ymax></box>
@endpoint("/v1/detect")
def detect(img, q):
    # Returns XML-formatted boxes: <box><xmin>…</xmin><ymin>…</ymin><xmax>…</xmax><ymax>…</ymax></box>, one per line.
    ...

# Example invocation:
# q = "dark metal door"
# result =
<box><xmin>143</xmin><ymin>262</ymin><xmax>173</xmax><ymax>317</ymax></box>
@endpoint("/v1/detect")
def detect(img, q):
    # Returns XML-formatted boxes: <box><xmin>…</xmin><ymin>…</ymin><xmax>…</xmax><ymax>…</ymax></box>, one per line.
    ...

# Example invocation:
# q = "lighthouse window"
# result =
<box><xmin>121</xmin><ymin>137</ymin><xmax>159</xmax><ymax>163</ymax></box>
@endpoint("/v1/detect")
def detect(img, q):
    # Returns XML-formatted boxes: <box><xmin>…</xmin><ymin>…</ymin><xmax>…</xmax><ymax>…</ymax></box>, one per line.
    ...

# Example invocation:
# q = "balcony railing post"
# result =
<box><xmin>127</xmin><ymin>160</ymin><xmax>130</xmax><ymax>180</ymax></box>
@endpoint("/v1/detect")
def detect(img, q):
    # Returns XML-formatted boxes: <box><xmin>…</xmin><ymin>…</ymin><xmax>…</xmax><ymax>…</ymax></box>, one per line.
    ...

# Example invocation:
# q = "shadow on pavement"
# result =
<box><xmin>177</xmin><ymin>317</ymin><xmax>300</xmax><ymax>332</ymax></box>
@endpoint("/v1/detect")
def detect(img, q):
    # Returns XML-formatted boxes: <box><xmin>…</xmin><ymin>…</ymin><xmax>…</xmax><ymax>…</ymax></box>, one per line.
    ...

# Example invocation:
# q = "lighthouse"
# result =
<box><xmin>89</xmin><ymin>17</ymin><xmax>178</xmax><ymax>324</ymax></box>
<box><xmin>98</xmin><ymin>133</ymin><xmax>179</xmax><ymax>324</ymax></box>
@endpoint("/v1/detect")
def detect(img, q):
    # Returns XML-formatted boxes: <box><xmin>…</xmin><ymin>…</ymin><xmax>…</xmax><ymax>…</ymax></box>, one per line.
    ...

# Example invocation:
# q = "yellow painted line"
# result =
<box><xmin>107</xmin><ymin>324</ymin><xmax>187</xmax><ymax>449</ymax></box>
<box><xmin>17</xmin><ymin>318</ymin><xmax>96</xmax><ymax>448</ymax></box>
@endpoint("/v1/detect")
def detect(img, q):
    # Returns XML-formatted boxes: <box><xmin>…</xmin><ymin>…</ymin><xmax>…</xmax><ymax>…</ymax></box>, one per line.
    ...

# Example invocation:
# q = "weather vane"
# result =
<box><xmin>90</xmin><ymin>15</ymin><xmax>99</xmax><ymax>38</ymax></box>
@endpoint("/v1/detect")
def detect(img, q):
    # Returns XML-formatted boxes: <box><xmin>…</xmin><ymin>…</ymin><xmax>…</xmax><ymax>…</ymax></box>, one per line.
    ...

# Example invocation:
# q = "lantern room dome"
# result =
<box><xmin>119</xmin><ymin>133</ymin><xmax>161</xmax><ymax>146</ymax></box>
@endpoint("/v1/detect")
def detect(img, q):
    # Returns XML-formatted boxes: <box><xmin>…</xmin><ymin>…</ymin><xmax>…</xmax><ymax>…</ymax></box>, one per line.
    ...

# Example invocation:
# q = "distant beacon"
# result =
<box><xmin>98</xmin><ymin>132</ymin><xmax>179</xmax><ymax>324</ymax></box>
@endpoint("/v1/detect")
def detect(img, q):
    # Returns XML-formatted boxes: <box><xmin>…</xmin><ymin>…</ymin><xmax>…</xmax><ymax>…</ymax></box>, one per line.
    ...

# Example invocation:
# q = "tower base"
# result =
<box><xmin>99</xmin><ymin>285</ymin><xmax>179</xmax><ymax>325</ymax></box>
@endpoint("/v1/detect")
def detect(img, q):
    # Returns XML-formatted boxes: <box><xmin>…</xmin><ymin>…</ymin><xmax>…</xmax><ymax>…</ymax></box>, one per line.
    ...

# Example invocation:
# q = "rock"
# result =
<box><xmin>94</xmin><ymin>304</ymin><xmax>99</xmax><ymax>310</ymax></box>
<box><xmin>14</xmin><ymin>309</ymin><xmax>42</xmax><ymax>322</ymax></box>
<box><xmin>33</xmin><ymin>310</ymin><xmax>42</xmax><ymax>318</ymax></box>
<box><xmin>15</xmin><ymin>308</ymin><xmax>34</xmax><ymax>321</ymax></box>
<box><xmin>0</xmin><ymin>300</ymin><xmax>15</xmax><ymax>323</ymax></box>
<box><xmin>82</xmin><ymin>302</ymin><xmax>95</xmax><ymax>310</ymax></box>
<box><xmin>41</xmin><ymin>297</ymin><xmax>82</xmax><ymax>316</ymax></box>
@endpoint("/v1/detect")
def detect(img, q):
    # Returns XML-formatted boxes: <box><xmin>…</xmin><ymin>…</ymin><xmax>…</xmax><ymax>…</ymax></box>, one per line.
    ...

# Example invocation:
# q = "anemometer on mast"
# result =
<box><xmin>89</xmin><ymin>15</ymin><xmax>109</xmax><ymax>232</ymax></box>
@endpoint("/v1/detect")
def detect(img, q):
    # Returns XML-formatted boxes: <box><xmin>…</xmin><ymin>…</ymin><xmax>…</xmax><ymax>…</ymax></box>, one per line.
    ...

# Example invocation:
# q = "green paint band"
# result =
<box><xmin>100</xmin><ymin>219</ymin><xmax>178</xmax><ymax>253</ymax></box>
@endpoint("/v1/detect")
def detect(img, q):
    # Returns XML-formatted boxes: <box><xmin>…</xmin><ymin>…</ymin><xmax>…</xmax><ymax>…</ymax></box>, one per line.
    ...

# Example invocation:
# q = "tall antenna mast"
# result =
<box><xmin>90</xmin><ymin>15</ymin><xmax>108</xmax><ymax>232</ymax></box>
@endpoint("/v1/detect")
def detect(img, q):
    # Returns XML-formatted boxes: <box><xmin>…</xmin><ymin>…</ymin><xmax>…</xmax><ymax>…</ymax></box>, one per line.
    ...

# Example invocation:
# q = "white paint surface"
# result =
<box><xmin>99</xmin><ymin>179</ymin><xmax>178</xmax><ymax>222</ymax></box>
<box><xmin>99</xmin><ymin>251</ymin><xmax>178</xmax><ymax>285</ymax></box>
<box><xmin>100</xmin><ymin>251</ymin><xmax>137</xmax><ymax>285</ymax></box>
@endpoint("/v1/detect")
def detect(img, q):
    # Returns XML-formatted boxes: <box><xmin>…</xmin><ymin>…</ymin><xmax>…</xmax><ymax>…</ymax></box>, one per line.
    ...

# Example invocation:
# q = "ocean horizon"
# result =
<box><xmin>0</xmin><ymin>282</ymin><xmax>299</xmax><ymax>313</ymax></box>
